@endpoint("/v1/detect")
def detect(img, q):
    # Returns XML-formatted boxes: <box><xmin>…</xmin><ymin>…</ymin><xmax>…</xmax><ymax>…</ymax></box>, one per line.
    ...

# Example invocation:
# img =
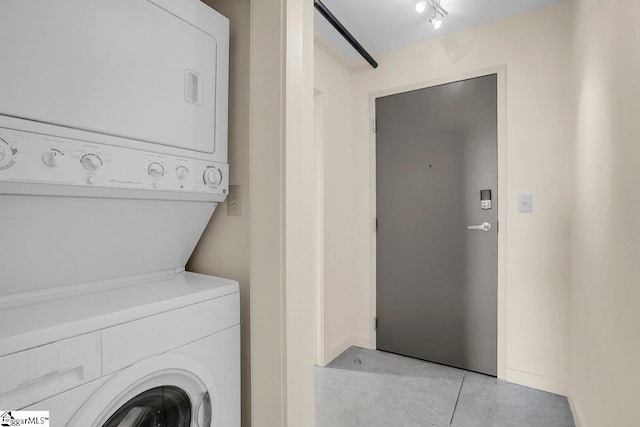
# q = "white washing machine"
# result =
<box><xmin>0</xmin><ymin>0</ymin><xmax>238</xmax><ymax>425</ymax></box>
<box><xmin>0</xmin><ymin>272</ymin><xmax>240</xmax><ymax>426</ymax></box>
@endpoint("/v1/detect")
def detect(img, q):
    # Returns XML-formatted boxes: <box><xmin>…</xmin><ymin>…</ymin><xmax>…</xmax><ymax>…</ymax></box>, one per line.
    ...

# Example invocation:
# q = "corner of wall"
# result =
<box><xmin>314</xmin><ymin>34</ymin><xmax>355</xmax><ymax>73</ymax></box>
<box><xmin>324</xmin><ymin>335</ymin><xmax>369</xmax><ymax>365</ymax></box>
<box><xmin>505</xmin><ymin>368</ymin><xmax>568</xmax><ymax>396</ymax></box>
<box><xmin>314</xmin><ymin>40</ymin><xmax>362</xmax><ymax>367</ymax></box>
<box><xmin>567</xmin><ymin>386</ymin><xmax>585</xmax><ymax>427</ymax></box>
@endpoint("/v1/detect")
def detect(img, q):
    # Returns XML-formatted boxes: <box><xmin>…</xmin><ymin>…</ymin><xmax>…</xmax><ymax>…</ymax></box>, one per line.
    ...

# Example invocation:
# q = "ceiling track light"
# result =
<box><xmin>429</xmin><ymin>13</ymin><xmax>442</xmax><ymax>30</ymax></box>
<box><xmin>429</xmin><ymin>0</ymin><xmax>448</xmax><ymax>17</ymax></box>
<box><xmin>424</xmin><ymin>0</ymin><xmax>448</xmax><ymax>29</ymax></box>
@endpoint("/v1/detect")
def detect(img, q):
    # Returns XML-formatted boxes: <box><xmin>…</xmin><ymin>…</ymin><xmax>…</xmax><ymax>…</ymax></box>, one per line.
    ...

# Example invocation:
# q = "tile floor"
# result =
<box><xmin>314</xmin><ymin>346</ymin><xmax>575</xmax><ymax>427</ymax></box>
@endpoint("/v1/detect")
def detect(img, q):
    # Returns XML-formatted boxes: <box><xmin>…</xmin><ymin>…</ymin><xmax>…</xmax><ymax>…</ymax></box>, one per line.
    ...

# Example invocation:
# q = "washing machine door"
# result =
<box><xmin>102</xmin><ymin>385</ymin><xmax>194</xmax><ymax>427</ymax></box>
<box><xmin>69</xmin><ymin>354</ymin><xmax>218</xmax><ymax>427</ymax></box>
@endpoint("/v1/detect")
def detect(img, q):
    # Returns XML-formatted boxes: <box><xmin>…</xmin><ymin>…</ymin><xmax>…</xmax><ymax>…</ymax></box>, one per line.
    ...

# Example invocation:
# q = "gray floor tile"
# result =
<box><xmin>328</xmin><ymin>346</ymin><xmax>464</xmax><ymax>382</ymax></box>
<box><xmin>450</xmin><ymin>372</ymin><xmax>574</xmax><ymax>427</ymax></box>
<box><xmin>315</xmin><ymin>347</ymin><xmax>575</xmax><ymax>427</ymax></box>
<box><xmin>315</xmin><ymin>367</ymin><xmax>461</xmax><ymax>427</ymax></box>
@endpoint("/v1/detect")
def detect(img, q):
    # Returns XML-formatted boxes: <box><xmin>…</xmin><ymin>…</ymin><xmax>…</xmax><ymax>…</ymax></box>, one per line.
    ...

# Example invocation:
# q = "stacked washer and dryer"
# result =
<box><xmin>0</xmin><ymin>1</ymin><xmax>239</xmax><ymax>426</ymax></box>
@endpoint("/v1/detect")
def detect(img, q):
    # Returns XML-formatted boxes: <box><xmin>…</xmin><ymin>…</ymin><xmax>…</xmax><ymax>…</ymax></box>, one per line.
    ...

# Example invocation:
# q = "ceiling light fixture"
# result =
<box><xmin>429</xmin><ymin>15</ymin><xmax>442</xmax><ymax>29</ymax></box>
<box><xmin>426</xmin><ymin>0</ymin><xmax>448</xmax><ymax>30</ymax></box>
<box><xmin>415</xmin><ymin>1</ymin><xmax>427</xmax><ymax>13</ymax></box>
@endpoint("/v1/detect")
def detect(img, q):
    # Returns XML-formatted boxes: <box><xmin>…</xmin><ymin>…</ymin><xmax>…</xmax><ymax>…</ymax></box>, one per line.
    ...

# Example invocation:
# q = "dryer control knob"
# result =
<box><xmin>148</xmin><ymin>162</ymin><xmax>165</xmax><ymax>178</ymax></box>
<box><xmin>203</xmin><ymin>166</ymin><xmax>222</xmax><ymax>188</ymax></box>
<box><xmin>42</xmin><ymin>150</ymin><xmax>63</xmax><ymax>167</ymax></box>
<box><xmin>176</xmin><ymin>166</ymin><xmax>189</xmax><ymax>180</ymax></box>
<box><xmin>81</xmin><ymin>154</ymin><xmax>102</xmax><ymax>171</ymax></box>
<box><xmin>0</xmin><ymin>137</ymin><xmax>17</xmax><ymax>170</ymax></box>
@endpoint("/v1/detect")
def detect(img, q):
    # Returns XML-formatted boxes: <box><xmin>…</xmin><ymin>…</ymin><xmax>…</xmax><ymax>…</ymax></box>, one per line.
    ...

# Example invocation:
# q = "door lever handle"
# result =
<box><xmin>467</xmin><ymin>222</ymin><xmax>492</xmax><ymax>232</ymax></box>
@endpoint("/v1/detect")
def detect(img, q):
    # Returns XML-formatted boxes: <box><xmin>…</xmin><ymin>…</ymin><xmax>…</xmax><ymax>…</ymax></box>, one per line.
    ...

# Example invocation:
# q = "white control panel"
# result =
<box><xmin>0</xmin><ymin>127</ymin><xmax>228</xmax><ymax>196</ymax></box>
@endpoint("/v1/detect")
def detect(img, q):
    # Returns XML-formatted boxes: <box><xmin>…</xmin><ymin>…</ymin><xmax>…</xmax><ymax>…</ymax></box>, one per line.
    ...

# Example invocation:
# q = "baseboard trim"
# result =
<box><xmin>324</xmin><ymin>335</ymin><xmax>370</xmax><ymax>365</ymax></box>
<box><xmin>505</xmin><ymin>367</ymin><xmax>568</xmax><ymax>396</ymax></box>
<box><xmin>567</xmin><ymin>386</ymin><xmax>585</xmax><ymax>427</ymax></box>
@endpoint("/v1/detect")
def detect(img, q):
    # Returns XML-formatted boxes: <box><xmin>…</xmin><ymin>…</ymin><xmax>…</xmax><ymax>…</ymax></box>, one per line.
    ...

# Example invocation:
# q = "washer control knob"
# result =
<box><xmin>81</xmin><ymin>154</ymin><xmax>102</xmax><ymax>171</ymax></box>
<box><xmin>87</xmin><ymin>176</ymin><xmax>97</xmax><ymax>185</ymax></box>
<box><xmin>203</xmin><ymin>166</ymin><xmax>222</xmax><ymax>188</ymax></box>
<box><xmin>42</xmin><ymin>149</ymin><xmax>63</xmax><ymax>167</ymax></box>
<box><xmin>176</xmin><ymin>166</ymin><xmax>189</xmax><ymax>180</ymax></box>
<box><xmin>0</xmin><ymin>137</ymin><xmax>17</xmax><ymax>170</ymax></box>
<box><xmin>148</xmin><ymin>162</ymin><xmax>165</xmax><ymax>178</ymax></box>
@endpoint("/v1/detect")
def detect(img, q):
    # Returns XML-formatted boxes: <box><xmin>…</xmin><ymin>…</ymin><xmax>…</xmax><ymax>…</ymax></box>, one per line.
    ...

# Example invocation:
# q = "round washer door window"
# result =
<box><xmin>68</xmin><ymin>355</ymin><xmax>217</xmax><ymax>427</ymax></box>
<box><xmin>104</xmin><ymin>386</ymin><xmax>191</xmax><ymax>427</ymax></box>
<box><xmin>102</xmin><ymin>386</ymin><xmax>191</xmax><ymax>427</ymax></box>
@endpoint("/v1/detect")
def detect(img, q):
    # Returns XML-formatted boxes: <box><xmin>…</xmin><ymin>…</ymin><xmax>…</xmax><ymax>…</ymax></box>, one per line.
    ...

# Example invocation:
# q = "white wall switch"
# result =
<box><xmin>227</xmin><ymin>185</ymin><xmax>242</xmax><ymax>216</ymax></box>
<box><xmin>518</xmin><ymin>193</ymin><xmax>533</xmax><ymax>213</ymax></box>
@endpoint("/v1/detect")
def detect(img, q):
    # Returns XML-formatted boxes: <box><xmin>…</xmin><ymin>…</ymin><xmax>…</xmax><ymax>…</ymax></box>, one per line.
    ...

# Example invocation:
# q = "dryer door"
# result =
<box><xmin>69</xmin><ymin>355</ymin><xmax>217</xmax><ymax>427</ymax></box>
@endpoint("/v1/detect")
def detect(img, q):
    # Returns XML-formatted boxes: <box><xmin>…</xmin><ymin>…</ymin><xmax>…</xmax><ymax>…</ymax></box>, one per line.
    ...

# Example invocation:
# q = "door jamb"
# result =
<box><xmin>368</xmin><ymin>65</ymin><xmax>508</xmax><ymax>380</ymax></box>
<box><xmin>313</xmin><ymin>89</ymin><xmax>326</xmax><ymax>366</ymax></box>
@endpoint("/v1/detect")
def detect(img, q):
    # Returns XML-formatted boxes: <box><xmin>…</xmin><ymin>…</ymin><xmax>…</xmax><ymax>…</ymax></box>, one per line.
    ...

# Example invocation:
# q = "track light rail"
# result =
<box><xmin>314</xmin><ymin>0</ymin><xmax>379</xmax><ymax>69</ymax></box>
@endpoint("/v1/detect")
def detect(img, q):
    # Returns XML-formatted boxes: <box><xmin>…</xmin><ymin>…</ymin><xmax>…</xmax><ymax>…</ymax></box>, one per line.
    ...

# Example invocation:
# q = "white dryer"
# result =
<box><xmin>0</xmin><ymin>272</ymin><xmax>240</xmax><ymax>426</ymax></box>
<box><xmin>0</xmin><ymin>0</ymin><xmax>237</xmax><ymax>426</ymax></box>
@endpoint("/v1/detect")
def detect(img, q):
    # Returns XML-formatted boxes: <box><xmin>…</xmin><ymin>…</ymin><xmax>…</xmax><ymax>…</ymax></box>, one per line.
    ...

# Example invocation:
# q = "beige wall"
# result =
<box><xmin>191</xmin><ymin>0</ymin><xmax>315</xmax><ymax>425</ymax></box>
<box><xmin>315</xmin><ymin>1</ymin><xmax>574</xmax><ymax>394</ymax></box>
<box><xmin>570</xmin><ymin>1</ymin><xmax>640</xmax><ymax>425</ymax></box>
<box><xmin>248</xmin><ymin>0</ymin><xmax>316</xmax><ymax>425</ymax></box>
<box><xmin>188</xmin><ymin>0</ymin><xmax>251</xmax><ymax>425</ymax></box>
<box><xmin>247</xmin><ymin>0</ymin><xmax>286</xmax><ymax>424</ymax></box>
<box><xmin>284</xmin><ymin>0</ymin><xmax>316</xmax><ymax>424</ymax></box>
<box><xmin>313</xmin><ymin>42</ymin><xmax>371</xmax><ymax>363</ymax></box>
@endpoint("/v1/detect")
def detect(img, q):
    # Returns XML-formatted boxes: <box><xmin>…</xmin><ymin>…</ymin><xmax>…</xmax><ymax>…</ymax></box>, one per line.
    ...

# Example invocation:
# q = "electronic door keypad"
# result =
<box><xmin>481</xmin><ymin>189</ymin><xmax>492</xmax><ymax>210</ymax></box>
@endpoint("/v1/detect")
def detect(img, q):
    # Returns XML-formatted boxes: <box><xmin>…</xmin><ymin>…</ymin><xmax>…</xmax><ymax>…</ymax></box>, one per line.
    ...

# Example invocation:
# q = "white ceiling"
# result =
<box><xmin>314</xmin><ymin>0</ymin><xmax>564</xmax><ymax>63</ymax></box>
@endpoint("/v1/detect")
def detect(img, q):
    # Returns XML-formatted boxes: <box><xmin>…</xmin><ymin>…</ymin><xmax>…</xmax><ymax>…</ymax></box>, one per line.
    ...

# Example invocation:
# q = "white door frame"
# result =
<box><xmin>368</xmin><ymin>65</ymin><xmax>508</xmax><ymax>380</ymax></box>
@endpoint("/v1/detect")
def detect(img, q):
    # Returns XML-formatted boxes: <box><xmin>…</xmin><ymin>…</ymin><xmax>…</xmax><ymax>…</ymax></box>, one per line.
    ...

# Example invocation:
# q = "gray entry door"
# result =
<box><xmin>376</xmin><ymin>75</ymin><xmax>498</xmax><ymax>376</ymax></box>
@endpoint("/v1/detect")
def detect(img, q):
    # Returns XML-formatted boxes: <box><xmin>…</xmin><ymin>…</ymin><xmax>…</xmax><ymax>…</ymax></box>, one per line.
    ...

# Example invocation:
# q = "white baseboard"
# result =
<box><xmin>505</xmin><ymin>367</ymin><xmax>568</xmax><ymax>396</ymax></box>
<box><xmin>324</xmin><ymin>335</ymin><xmax>370</xmax><ymax>365</ymax></box>
<box><xmin>567</xmin><ymin>386</ymin><xmax>585</xmax><ymax>427</ymax></box>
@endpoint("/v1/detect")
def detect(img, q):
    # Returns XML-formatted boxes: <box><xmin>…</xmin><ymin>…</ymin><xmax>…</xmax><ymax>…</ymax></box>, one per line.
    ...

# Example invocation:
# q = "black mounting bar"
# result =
<box><xmin>314</xmin><ymin>0</ymin><xmax>378</xmax><ymax>69</ymax></box>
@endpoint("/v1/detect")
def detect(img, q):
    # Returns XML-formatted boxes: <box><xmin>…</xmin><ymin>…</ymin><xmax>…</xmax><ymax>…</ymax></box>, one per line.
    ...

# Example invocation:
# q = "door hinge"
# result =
<box><xmin>373</xmin><ymin>217</ymin><xmax>378</xmax><ymax>232</ymax></box>
<box><xmin>372</xmin><ymin>118</ymin><xmax>377</xmax><ymax>133</ymax></box>
<box><xmin>374</xmin><ymin>317</ymin><xmax>378</xmax><ymax>332</ymax></box>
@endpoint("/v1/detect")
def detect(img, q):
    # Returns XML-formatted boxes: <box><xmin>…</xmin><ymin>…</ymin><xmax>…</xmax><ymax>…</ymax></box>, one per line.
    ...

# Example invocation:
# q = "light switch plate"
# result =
<box><xmin>227</xmin><ymin>185</ymin><xmax>242</xmax><ymax>216</ymax></box>
<box><xmin>518</xmin><ymin>193</ymin><xmax>533</xmax><ymax>213</ymax></box>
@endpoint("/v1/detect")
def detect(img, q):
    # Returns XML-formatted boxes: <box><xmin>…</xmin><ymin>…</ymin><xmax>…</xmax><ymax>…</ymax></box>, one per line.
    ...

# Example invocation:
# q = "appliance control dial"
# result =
<box><xmin>42</xmin><ymin>149</ymin><xmax>63</xmax><ymax>167</ymax></box>
<box><xmin>203</xmin><ymin>166</ymin><xmax>222</xmax><ymax>188</ymax></box>
<box><xmin>176</xmin><ymin>166</ymin><xmax>189</xmax><ymax>180</ymax></box>
<box><xmin>148</xmin><ymin>162</ymin><xmax>165</xmax><ymax>178</ymax></box>
<box><xmin>81</xmin><ymin>154</ymin><xmax>102</xmax><ymax>171</ymax></box>
<box><xmin>0</xmin><ymin>137</ymin><xmax>17</xmax><ymax>170</ymax></box>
